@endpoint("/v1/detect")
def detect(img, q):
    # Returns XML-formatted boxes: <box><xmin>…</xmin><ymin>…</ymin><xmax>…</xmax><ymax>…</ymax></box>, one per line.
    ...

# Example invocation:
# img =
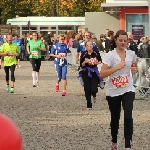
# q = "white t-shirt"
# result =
<box><xmin>102</xmin><ymin>48</ymin><xmax>137</xmax><ymax>97</ymax></box>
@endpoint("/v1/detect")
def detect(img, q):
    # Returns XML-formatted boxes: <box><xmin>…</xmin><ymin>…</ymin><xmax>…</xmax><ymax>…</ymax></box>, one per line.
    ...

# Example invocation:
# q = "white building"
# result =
<box><xmin>7</xmin><ymin>16</ymin><xmax>85</xmax><ymax>37</ymax></box>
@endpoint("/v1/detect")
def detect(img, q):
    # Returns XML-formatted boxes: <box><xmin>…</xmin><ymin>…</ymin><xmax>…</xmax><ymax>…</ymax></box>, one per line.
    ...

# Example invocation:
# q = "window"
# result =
<box><xmin>40</xmin><ymin>27</ymin><xmax>49</xmax><ymax>30</ymax></box>
<box><xmin>126</xmin><ymin>14</ymin><xmax>148</xmax><ymax>40</ymax></box>
<box><xmin>22</xmin><ymin>26</ymin><xmax>37</xmax><ymax>30</ymax></box>
<box><xmin>58</xmin><ymin>26</ymin><xmax>74</xmax><ymax>30</ymax></box>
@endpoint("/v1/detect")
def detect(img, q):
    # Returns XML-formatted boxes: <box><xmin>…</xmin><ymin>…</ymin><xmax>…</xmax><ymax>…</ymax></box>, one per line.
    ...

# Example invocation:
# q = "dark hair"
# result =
<box><xmin>15</xmin><ymin>34</ymin><xmax>19</xmax><ymax>37</ymax></box>
<box><xmin>100</xmin><ymin>34</ymin><xmax>106</xmax><ymax>38</ymax></box>
<box><xmin>114</xmin><ymin>30</ymin><xmax>128</xmax><ymax>39</ymax></box>
<box><xmin>32</xmin><ymin>32</ymin><xmax>38</xmax><ymax>36</ymax></box>
<box><xmin>108</xmin><ymin>30</ymin><xmax>114</xmax><ymax>37</ymax></box>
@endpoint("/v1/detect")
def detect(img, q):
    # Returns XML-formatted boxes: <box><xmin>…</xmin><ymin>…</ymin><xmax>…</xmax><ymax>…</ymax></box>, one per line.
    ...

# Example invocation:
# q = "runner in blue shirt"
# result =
<box><xmin>12</xmin><ymin>35</ymin><xmax>22</xmax><ymax>68</ymax></box>
<box><xmin>50</xmin><ymin>34</ymin><xmax>71</xmax><ymax>96</ymax></box>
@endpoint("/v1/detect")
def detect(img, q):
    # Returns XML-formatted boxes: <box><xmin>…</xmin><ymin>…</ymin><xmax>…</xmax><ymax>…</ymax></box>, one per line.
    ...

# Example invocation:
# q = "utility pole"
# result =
<box><xmin>27</xmin><ymin>20</ymin><xmax>30</xmax><ymax>34</ymax></box>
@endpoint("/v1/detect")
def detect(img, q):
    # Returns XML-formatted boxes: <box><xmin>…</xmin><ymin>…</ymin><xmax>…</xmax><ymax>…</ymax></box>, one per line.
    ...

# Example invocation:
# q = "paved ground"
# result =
<box><xmin>0</xmin><ymin>61</ymin><xmax>150</xmax><ymax>150</ymax></box>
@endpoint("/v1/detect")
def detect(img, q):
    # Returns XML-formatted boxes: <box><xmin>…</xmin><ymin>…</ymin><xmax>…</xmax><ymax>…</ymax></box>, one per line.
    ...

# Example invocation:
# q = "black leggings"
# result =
<box><xmin>106</xmin><ymin>91</ymin><xmax>135</xmax><ymax>148</ymax></box>
<box><xmin>30</xmin><ymin>58</ymin><xmax>41</xmax><ymax>72</ymax></box>
<box><xmin>4</xmin><ymin>64</ymin><xmax>16</xmax><ymax>82</ymax></box>
<box><xmin>82</xmin><ymin>71</ymin><xmax>99</xmax><ymax>108</ymax></box>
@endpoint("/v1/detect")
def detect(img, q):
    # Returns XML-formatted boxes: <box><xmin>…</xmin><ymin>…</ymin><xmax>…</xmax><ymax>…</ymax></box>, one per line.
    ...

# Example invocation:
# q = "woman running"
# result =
<box><xmin>79</xmin><ymin>40</ymin><xmax>102</xmax><ymax>110</ymax></box>
<box><xmin>50</xmin><ymin>34</ymin><xmax>71</xmax><ymax>96</ymax></box>
<box><xmin>27</xmin><ymin>32</ymin><xmax>46</xmax><ymax>87</ymax></box>
<box><xmin>100</xmin><ymin>30</ymin><xmax>138</xmax><ymax>150</ymax></box>
<box><xmin>0</xmin><ymin>34</ymin><xmax>20</xmax><ymax>93</ymax></box>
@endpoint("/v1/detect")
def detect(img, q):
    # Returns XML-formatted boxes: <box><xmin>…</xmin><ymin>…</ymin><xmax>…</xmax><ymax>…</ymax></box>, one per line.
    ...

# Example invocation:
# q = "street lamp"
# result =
<box><xmin>9</xmin><ymin>23</ymin><xmax>12</xmax><ymax>34</ymax></box>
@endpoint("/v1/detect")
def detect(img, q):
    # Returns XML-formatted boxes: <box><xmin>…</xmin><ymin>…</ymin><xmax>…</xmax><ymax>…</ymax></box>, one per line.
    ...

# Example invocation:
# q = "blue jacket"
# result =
<box><xmin>51</xmin><ymin>42</ymin><xmax>71</xmax><ymax>65</ymax></box>
<box><xmin>77</xmin><ymin>41</ymin><xmax>98</xmax><ymax>53</ymax></box>
<box><xmin>0</xmin><ymin>37</ymin><xmax>4</xmax><ymax>43</ymax></box>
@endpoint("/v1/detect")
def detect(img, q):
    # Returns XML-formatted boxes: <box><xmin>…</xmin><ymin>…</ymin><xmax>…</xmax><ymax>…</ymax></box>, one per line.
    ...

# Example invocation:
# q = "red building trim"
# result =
<box><xmin>120</xmin><ymin>8</ymin><xmax>148</xmax><ymax>30</ymax></box>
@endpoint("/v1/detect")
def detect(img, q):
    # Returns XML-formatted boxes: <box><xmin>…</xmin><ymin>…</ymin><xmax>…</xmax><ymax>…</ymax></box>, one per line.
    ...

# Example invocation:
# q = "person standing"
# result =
<box><xmin>27</xmin><ymin>32</ymin><xmax>46</xmax><ymax>87</ymax></box>
<box><xmin>0</xmin><ymin>34</ymin><xmax>20</xmax><ymax>93</ymax></box>
<box><xmin>50</xmin><ymin>34</ymin><xmax>71</xmax><ymax>96</ymax></box>
<box><xmin>0</xmin><ymin>37</ymin><xmax>4</xmax><ymax>69</ymax></box>
<box><xmin>79</xmin><ymin>40</ymin><xmax>102</xmax><ymax>109</ymax></box>
<box><xmin>100</xmin><ymin>30</ymin><xmax>137</xmax><ymax>150</ymax></box>
<box><xmin>12</xmin><ymin>34</ymin><xmax>22</xmax><ymax>68</ymax></box>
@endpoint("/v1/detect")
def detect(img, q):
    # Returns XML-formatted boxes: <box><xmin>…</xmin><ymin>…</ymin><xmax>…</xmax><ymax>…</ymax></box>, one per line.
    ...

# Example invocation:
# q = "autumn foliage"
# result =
<box><xmin>0</xmin><ymin>0</ymin><xmax>105</xmax><ymax>24</ymax></box>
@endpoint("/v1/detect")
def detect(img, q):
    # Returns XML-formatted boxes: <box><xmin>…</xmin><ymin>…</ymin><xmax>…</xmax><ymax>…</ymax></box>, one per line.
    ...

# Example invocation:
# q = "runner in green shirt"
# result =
<box><xmin>0</xmin><ymin>34</ymin><xmax>20</xmax><ymax>93</ymax></box>
<box><xmin>27</xmin><ymin>32</ymin><xmax>46</xmax><ymax>87</ymax></box>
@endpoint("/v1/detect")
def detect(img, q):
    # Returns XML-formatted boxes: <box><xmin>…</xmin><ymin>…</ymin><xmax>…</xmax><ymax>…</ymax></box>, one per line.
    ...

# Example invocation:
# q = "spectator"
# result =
<box><xmin>140</xmin><ymin>37</ymin><xmax>150</xmax><ymax>58</ymax></box>
<box><xmin>128</xmin><ymin>33</ymin><xmax>138</xmax><ymax>55</ymax></box>
<box><xmin>68</xmin><ymin>33</ymin><xmax>75</xmax><ymax>47</ymax></box>
<box><xmin>100</xmin><ymin>34</ymin><xmax>110</xmax><ymax>53</ymax></box>
<box><xmin>91</xmin><ymin>34</ymin><xmax>104</xmax><ymax>52</ymax></box>
<box><xmin>72</xmin><ymin>34</ymin><xmax>80</xmax><ymax>48</ymax></box>
<box><xmin>108</xmin><ymin>30</ymin><xmax>116</xmax><ymax>51</ymax></box>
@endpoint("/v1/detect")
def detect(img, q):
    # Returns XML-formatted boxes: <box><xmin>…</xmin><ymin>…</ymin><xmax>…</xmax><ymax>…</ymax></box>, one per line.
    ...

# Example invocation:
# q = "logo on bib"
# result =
<box><xmin>7</xmin><ymin>52</ymin><xmax>15</xmax><ymax>58</ymax></box>
<box><xmin>88</xmin><ymin>58</ymin><xmax>97</xmax><ymax>65</ymax></box>
<box><xmin>58</xmin><ymin>53</ymin><xmax>66</xmax><ymax>57</ymax></box>
<box><xmin>32</xmin><ymin>51</ymin><xmax>38</xmax><ymax>57</ymax></box>
<box><xmin>111</xmin><ymin>75</ymin><xmax>129</xmax><ymax>88</ymax></box>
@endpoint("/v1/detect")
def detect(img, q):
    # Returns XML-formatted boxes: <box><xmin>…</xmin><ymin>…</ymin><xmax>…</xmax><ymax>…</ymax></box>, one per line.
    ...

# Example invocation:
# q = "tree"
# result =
<box><xmin>0</xmin><ymin>0</ymin><xmax>106</xmax><ymax>24</ymax></box>
<box><xmin>58</xmin><ymin>0</ymin><xmax>105</xmax><ymax>16</ymax></box>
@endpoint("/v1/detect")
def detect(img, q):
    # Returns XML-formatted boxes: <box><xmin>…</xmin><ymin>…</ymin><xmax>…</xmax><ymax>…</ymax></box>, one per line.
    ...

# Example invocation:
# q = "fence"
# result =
<box><xmin>67</xmin><ymin>48</ymin><xmax>150</xmax><ymax>100</ymax></box>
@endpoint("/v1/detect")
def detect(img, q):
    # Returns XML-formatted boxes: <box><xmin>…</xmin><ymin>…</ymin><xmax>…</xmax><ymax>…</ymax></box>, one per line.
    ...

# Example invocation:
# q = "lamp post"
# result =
<box><xmin>9</xmin><ymin>23</ymin><xmax>12</xmax><ymax>34</ymax></box>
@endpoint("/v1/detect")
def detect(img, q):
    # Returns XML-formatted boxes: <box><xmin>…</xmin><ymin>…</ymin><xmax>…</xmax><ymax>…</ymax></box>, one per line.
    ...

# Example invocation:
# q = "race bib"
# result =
<box><xmin>7</xmin><ymin>52</ymin><xmax>15</xmax><ymax>58</ymax></box>
<box><xmin>111</xmin><ymin>75</ymin><xmax>129</xmax><ymax>88</ymax></box>
<box><xmin>32</xmin><ymin>51</ymin><xmax>38</xmax><ymax>57</ymax></box>
<box><xmin>88</xmin><ymin>58</ymin><xmax>97</xmax><ymax>65</ymax></box>
<box><xmin>58</xmin><ymin>53</ymin><xmax>66</xmax><ymax>57</ymax></box>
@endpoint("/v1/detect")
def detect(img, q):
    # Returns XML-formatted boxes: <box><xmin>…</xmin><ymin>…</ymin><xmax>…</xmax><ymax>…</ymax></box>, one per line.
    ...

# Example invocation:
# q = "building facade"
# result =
<box><xmin>7</xmin><ymin>17</ymin><xmax>85</xmax><ymax>37</ymax></box>
<box><xmin>101</xmin><ymin>0</ymin><xmax>149</xmax><ymax>40</ymax></box>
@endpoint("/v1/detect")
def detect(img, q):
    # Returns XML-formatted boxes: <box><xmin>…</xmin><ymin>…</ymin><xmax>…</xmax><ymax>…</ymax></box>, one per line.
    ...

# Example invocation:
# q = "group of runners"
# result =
<box><xmin>0</xmin><ymin>30</ymin><xmax>138</xmax><ymax>150</ymax></box>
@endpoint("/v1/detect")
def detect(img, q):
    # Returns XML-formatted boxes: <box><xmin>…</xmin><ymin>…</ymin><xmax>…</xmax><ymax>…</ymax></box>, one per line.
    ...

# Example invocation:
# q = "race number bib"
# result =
<box><xmin>58</xmin><ymin>53</ymin><xmax>66</xmax><ymax>57</ymax></box>
<box><xmin>32</xmin><ymin>51</ymin><xmax>38</xmax><ymax>57</ymax></box>
<box><xmin>88</xmin><ymin>58</ymin><xmax>97</xmax><ymax>65</ymax></box>
<box><xmin>7</xmin><ymin>52</ymin><xmax>15</xmax><ymax>58</ymax></box>
<box><xmin>111</xmin><ymin>75</ymin><xmax>129</xmax><ymax>88</ymax></box>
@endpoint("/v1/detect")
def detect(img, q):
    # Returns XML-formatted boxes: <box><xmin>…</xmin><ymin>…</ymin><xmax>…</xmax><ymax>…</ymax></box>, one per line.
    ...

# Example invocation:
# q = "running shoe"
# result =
<box><xmin>62</xmin><ymin>91</ymin><xmax>66</xmax><ymax>96</ymax></box>
<box><xmin>124</xmin><ymin>149</ymin><xmax>131</xmax><ymax>150</ymax></box>
<box><xmin>86</xmin><ymin>108</ymin><xmax>92</xmax><ymax>110</ymax></box>
<box><xmin>6</xmin><ymin>85</ymin><xmax>10</xmax><ymax>93</ymax></box>
<box><xmin>10</xmin><ymin>87</ymin><xmax>14</xmax><ymax>93</ymax></box>
<box><xmin>36</xmin><ymin>82</ymin><xmax>39</xmax><ymax>87</ymax></box>
<box><xmin>55</xmin><ymin>84</ymin><xmax>59</xmax><ymax>92</ymax></box>
<box><xmin>33</xmin><ymin>85</ymin><xmax>36</xmax><ymax>87</ymax></box>
<box><xmin>111</xmin><ymin>143</ymin><xmax>118</xmax><ymax>150</ymax></box>
<box><xmin>19</xmin><ymin>65</ymin><xmax>21</xmax><ymax>68</ymax></box>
